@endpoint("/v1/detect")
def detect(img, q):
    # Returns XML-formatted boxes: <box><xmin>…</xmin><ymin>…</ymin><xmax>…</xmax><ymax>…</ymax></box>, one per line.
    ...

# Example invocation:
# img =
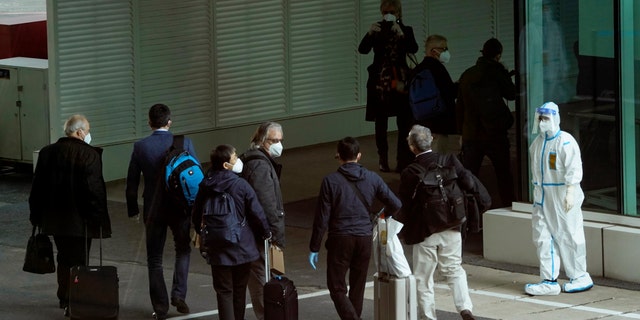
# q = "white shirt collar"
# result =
<box><xmin>415</xmin><ymin>149</ymin><xmax>433</xmax><ymax>157</ymax></box>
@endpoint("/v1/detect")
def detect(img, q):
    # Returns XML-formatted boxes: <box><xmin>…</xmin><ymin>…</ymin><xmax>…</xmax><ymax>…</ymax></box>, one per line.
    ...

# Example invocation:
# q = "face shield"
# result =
<box><xmin>532</xmin><ymin>102</ymin><xmax>561</xmax><ymax>135</ymax></box>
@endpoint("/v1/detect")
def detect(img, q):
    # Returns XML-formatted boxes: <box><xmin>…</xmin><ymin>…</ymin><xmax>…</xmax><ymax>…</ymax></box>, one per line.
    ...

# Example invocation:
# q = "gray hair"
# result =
<box><xmin>63</xmin><ymin>115</ymin><xmax>89</xmax><ymax>137</ymax></box>
<box><xmin>249</xmin><ymin>121</ymin><xmax>283</xmax><ymax>150</ymax></box>
<box><xmin>407</xmin><ymin>124</ymin><xmax>433</xmax><ymax>152</ymax></box>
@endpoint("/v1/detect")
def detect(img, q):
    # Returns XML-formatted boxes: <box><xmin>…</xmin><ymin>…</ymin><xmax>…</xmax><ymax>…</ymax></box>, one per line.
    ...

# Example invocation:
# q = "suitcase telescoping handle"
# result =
<box><xmin>264</xmin><ymin>239</ymin><xmax>270</xmax><ymax>283</ymax></box>
<box><xmin>83</xmin><ymin>223</ymin><xmax>105</xmax><ymax>267</ymax></box>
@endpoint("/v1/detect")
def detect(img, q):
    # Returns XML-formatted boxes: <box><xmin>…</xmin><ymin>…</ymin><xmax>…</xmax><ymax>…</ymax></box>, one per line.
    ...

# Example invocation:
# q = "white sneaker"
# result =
<box><xmin>524</xmin><ymin>280</ymin><xmax>561</xmax><ymax>296</ymax></box>
<box><xmin>563</xmin><ymin>274</ymin><xmax>594</xmax><ymax>293</ymax></box>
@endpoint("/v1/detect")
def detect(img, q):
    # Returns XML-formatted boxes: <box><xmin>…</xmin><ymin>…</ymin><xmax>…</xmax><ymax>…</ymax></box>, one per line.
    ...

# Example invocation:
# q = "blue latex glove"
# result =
<box><xmin>309</xmin><ymin>252</ymin><xmax>319</xmax><ymax>270</ymax></box>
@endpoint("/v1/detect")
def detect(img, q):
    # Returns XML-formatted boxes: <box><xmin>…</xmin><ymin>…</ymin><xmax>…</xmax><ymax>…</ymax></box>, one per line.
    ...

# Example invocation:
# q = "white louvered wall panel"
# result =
<box><xmin>138</xmin><ymin>0</ymin><xmax>213</xmax><ymax>133</ymax></box>
<box><xmin>289</xmin><ymin>0</ymin><xmax>359</xmax><ymax>113</ymax></box>
<box><xmin>47</xmin><ymin>0</ymin><xmax>513</xmax><ymax>146</ymax></box>
<box><xmin>497</xmin><ymin>0</ymin><xmax>516</xmax><ymax>73</ymax></box>
<box><xmin>214</xmin><ymin>0</ymin><xmax>286</xmax><ymax>125</ymax></box>
<box><xmin>402</xmin><ymin>0</ymin><xmax>428</xmax><ymax>56</ymax></box>
<box><xmin>428</xmin><ymin>0</ymin><xmax>494</xmax><ymax>81</ymax></box>
<box><xmin>51</xmin><ymin>0</ymin><xmax>135</xmax><ymax>144</ymax></box>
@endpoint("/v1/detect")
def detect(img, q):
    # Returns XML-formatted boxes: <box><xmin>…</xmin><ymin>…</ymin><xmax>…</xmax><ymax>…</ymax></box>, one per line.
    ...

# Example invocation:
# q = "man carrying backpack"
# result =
<box><xmin>125</xmin><ymin>104</ymin><xmax>197</xmax><ymax>320</ymax></box>
<box><xmin>396</xmin><ymin>125</ymin><xmax>476</xmax><ymax>320</ymax></box>
<box><xmin>410</xmin><ymin>34</ymin><xmax>460</xmax><ymax>155</ymax></box>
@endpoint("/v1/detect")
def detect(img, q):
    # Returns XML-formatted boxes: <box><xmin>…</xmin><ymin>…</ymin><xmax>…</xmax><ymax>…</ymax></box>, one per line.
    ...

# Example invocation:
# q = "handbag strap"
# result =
<box><xmin>337</xmin><ymin>172</ymin><xmax>384</xmax><ymax>222</ymax></box>
<box><xmin>338</xmin><ymin>172</ymin><xmax>371</xmax><ymax>212</ymax></box>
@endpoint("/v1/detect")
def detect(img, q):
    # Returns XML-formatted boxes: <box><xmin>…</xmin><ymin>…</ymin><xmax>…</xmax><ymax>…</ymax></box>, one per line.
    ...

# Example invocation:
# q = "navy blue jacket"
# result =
<box><xmin>192</xmin><ymin>169</ymin><xmax>271</xmax><ymax>266</ymax></box>
<box><xmin>125</xmin><ymin>130</ymin><xmax>197</xmax><ymax>222</ymax></box>
<box><xmin>309</xmin><ymin>162</ymin><xmax>402</xmax><ymax>252</ymax></box>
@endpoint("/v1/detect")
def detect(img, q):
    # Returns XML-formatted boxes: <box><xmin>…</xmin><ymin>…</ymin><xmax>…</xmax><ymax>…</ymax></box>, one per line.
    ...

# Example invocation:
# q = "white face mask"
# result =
<box><xmin>231</xmin><ymin>158</ymin><xmax>243</xmax><ymax>173</ymax></box>
<box><xmin>83</xmin><ymin>132</ymin><xmax>92</xmax><ymax>145</ymax></box>
<box><xmin>438</xmin><ymin>50</ymin><xmax>451</xmax><ymax>64</ymax></box>
<box><xmin>269</xmin><ymin>142</ymin><xmax>283</xmax><ymax>158</ymax></box>
<box><xmin>538</xmin><ymin>120</ymin><xmax>553</xmax><ymax>134</ymax></box>
<box><xmin>383</xmin><ymin>13</ymin><xmax>396</xmax><ymax>22</ymax></box>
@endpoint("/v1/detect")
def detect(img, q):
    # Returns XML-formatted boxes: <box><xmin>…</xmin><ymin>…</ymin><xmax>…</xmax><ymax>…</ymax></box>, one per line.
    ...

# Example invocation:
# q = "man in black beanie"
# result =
<box><xmin>456</xmin><ymin>37</ymin><xmax>517</xmax><ymax>208</ymax></box>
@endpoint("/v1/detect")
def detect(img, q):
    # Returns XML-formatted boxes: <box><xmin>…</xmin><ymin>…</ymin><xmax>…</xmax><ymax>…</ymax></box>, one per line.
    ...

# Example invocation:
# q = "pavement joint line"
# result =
<box><xmin>460</xmin><ymin>285</ymin><xmax>640</xmax><ymax>319</ymax></box>
<box><xmin>166</xmin><ymin>281</ymin><xmax>640</xmax><ymax>319</ymax></box>
<box><xmin>167</xmin><ymin>282</ymin><xmax>375</xmax><ymax>319</ymax></box>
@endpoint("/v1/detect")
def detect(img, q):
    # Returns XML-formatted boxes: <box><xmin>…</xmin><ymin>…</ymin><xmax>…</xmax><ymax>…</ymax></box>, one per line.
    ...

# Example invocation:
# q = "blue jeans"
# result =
<box><xmin>145</xmin><ymin>215</ymin><xmax>191</xmax><ymax>316</ymax></box>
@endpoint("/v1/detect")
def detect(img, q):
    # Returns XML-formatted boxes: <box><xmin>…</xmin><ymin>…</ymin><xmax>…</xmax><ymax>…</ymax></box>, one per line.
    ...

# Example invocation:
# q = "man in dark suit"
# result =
<box><xmin>126</xmin><ymin>104</ymin><xmax>197</xmax><ymax>320</ymax></box>
<box><xmin>30</xmin><ymin>114</ymin><xmax>112</xmax><ymax>317</ymax></box>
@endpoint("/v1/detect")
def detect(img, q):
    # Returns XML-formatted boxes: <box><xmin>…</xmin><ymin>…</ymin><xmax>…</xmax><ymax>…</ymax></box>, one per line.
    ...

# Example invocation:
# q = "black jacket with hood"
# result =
<box><xmin>192</xmin><ymin>169</ymin><xmax>271</xmax><ymax>266</ymax></box>
<box><xmin>309</xmin><ymin>162</ymin><xmax>402</xmax><ymax>253</ymax></box>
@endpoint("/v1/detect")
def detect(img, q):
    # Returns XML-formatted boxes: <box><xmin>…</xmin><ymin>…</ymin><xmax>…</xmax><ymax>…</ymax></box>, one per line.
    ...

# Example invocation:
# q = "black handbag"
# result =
<box><xmin>23</xmin><ymin>226</ymin><xmax>56</xmax><ymax>274</ymax></box>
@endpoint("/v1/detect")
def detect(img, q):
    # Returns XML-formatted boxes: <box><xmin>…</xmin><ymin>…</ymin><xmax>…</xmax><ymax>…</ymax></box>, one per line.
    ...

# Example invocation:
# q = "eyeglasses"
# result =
<box><xmin>433</xmin><ymin>47</ymin><xmax>448</xmax><ymax>52</ymax></box>
<box><xmin>267</xmin><ymin>138</ymin><xmax>283</xmax><ymax>144</ymax></box>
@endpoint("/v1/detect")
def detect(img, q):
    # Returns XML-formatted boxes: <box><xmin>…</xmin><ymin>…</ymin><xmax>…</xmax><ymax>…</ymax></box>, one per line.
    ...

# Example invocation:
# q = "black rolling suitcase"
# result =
<box><xmin>263</xmin><ymin>240</ymin><xmax>298</xmax><ymax>320</ymax></box>
<box><xmin>68</xmin><ymin>228</ymin><xmax>119</xmax><ymax>320</ymax></box>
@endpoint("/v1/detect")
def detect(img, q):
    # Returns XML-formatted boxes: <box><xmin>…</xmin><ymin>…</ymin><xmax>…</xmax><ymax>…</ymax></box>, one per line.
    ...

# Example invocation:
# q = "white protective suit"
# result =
<box><xmin>527</xmin><ymin>102</ymin><xmax>592</xmax><ymax>295</ymax></box>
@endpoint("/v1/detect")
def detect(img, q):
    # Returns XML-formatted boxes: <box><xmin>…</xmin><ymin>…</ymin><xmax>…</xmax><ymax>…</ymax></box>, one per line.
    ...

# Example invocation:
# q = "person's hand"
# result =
<box><xmin>368</xmin><ymin>22</ymin><xmax>381</xmax><ymax>35</ymax></box>
<box><xmin>564</xmin><ymin>185</ymin><xmax>575</xmax><ymax>212</ymax></box>
<box><xmin>391</xmin><ymin>21</ymin><xmax>404</xmax><ymax>36</ymax></box>
<box><xmin>129</xmin><ymin>214</ymin><xmax>140</xmax><ymax>224</ymax></box>
<box><xmin>309</xmin><ymin>252</ymin><xmax>319</xmax><ymax>270</ymax></box>
<box><xmin>263</xmin><ymin>231</ymin><xmax>273</xmax><ymax>241</ymax></box>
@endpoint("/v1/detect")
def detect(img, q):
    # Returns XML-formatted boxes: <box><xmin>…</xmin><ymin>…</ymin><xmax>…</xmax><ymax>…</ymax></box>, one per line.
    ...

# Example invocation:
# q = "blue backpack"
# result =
<box><xmin>408</xmin><ymin>68</ymin><xmax>447</xmax><ymax>121</ymax></box>
<box><xmin>164</xmin><ymin>135</ymin><xmax>204</xmax><ymax>210</ymax></box>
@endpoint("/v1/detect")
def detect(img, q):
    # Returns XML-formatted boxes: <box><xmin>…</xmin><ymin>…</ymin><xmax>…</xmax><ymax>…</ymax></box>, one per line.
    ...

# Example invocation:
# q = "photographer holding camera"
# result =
<box><xmin>359</xmin><ymin>0</ymin><xmax>418</xmax><ymax>174</ymax></box>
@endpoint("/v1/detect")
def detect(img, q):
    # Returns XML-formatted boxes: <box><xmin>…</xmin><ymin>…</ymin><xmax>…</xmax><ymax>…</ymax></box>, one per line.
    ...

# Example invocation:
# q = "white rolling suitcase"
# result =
<box><xmin>373</xmin><ymin>273</ymin><xmax>418</xmax><ymax>320</ymax></box>
<box><xmin>373</xmin><ymin>217</ymin><xmax>418</xmax><ymax>320</ymax></box>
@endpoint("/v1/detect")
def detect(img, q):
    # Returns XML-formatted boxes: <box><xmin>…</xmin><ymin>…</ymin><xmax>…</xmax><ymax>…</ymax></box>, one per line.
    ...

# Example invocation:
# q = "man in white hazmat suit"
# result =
<box><xmin>525</xmin><ymin>102</ymin><xmax>593</xmax><ymax>296</ymax></box>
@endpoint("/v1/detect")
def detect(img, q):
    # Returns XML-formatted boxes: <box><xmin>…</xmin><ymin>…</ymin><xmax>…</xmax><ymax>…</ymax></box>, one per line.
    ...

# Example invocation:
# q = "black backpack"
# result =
<box><xmin>199</xmin><ymin>181</ymin><xmax>246</xmax><ymax>249</ymax></box>
<box><xmin>408</xmin><ymin>160</ymin><xmax>466</xmax><ymax>236</ymax></box>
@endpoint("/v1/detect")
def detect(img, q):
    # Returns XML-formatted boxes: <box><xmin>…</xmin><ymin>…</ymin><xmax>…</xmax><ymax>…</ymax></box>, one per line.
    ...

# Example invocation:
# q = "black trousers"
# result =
<box><xmin>211</xmin><ymin>262</ymin><xmax>251</xmax><ymax>320</ymax></box>
<box><xmin>375</xmin><ymin>110</ymin><xmax>414</xmax><ymax>171</ymax></box>
<box><xmin>462</xmin><ymin>136</ymin><xmax>514</xmax><ymax>207</ymax></box>
<box><xmin>326</xmin><ymin>234</ymin><xmax>372</xmax><ymax>320</ymax></box>
<box><xmin>53</xmin><ymin>235</ymin><xmax>91</xmax><ymax>307</ymax></box>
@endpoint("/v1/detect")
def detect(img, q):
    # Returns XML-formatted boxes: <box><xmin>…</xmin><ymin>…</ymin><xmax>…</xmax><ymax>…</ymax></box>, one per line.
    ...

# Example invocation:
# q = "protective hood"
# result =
<box><xmin>201</xmin><ymin>169</ymin><xmax>239</xmax><ymax>193</ymax></box>
<box><xmin>532</xmin><ymin>101</ymin><xmax>561</xmax><ymax>135</ymax></box>
<box><xmin>337</xmin><ymin>162</ymin><xmax>367</xmax><ymax>182</ymax></box>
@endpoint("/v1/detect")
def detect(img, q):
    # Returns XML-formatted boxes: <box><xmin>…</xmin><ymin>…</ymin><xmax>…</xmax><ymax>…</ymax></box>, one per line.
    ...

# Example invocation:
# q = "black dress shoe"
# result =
<box><xmin>171</xmin><ymin>297</ymin><xmax>190</xmax><ymax>314</ymax></box>
<box><xmin>152</xmin><ymin>312</ymin><xmax>167</xmax><ymax>320</ymax></box>
<box><xmin>63</xmin><ymin>306</ymin><xmax>69</xmax><ymax>317</ymax></box>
